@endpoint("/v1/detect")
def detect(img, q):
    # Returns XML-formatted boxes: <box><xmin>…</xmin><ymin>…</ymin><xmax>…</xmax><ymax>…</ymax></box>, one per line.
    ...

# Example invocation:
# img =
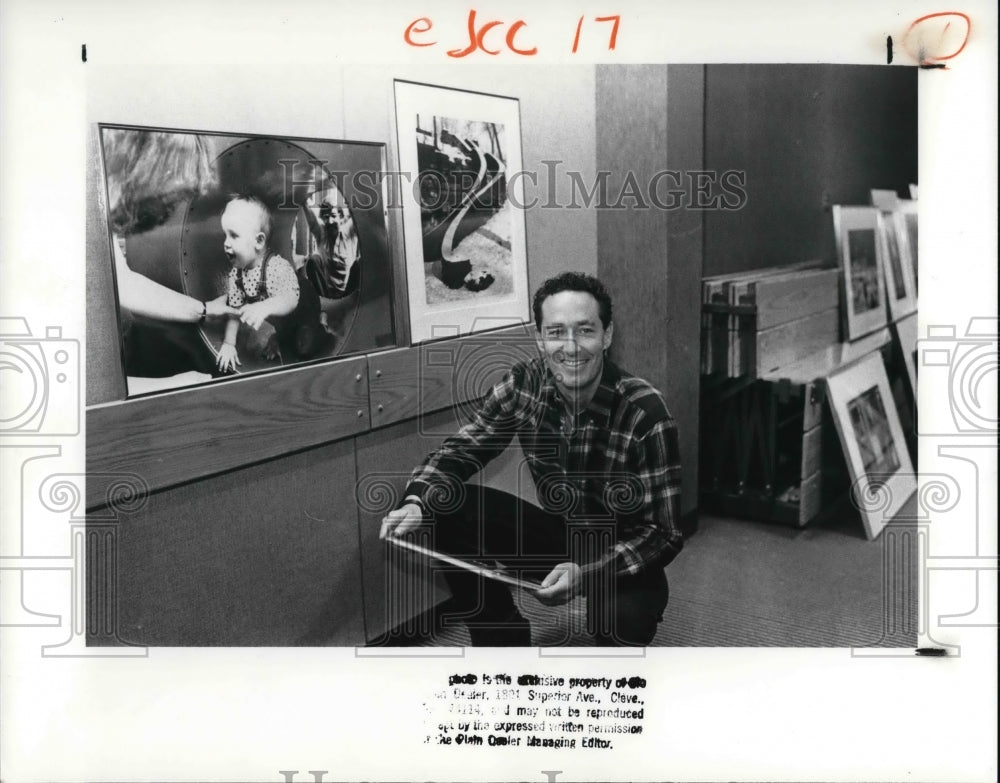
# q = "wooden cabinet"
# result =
<box><xmin>89</xmin><ymin>441</ymin><xmax>366</xmax><ymax>646</ymax></box>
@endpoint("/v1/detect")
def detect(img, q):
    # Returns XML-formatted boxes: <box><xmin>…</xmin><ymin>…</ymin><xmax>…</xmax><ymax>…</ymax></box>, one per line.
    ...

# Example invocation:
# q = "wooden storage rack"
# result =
<box><xmin>699</xmin><ymin>260</ymin><xmax>893</xmax><ymax>527</ymax></box>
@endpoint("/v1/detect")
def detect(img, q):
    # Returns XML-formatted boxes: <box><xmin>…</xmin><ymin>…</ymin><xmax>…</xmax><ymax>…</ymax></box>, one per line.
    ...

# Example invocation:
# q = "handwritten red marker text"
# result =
<box><xmin>405</xmin><ymin>10</ymin><xmax>621</xmax><ymax>58</ymax></box>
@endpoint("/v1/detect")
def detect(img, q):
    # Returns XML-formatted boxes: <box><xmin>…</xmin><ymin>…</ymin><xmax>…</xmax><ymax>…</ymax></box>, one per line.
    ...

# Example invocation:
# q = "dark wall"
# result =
<box><xmin>703</xmin><ymin>65</ymin><xmax>918</xmax><ymax>277</ymax></box>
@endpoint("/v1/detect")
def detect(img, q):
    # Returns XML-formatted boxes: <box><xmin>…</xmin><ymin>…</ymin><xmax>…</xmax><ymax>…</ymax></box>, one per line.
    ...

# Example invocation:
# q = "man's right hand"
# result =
<box><xmin>380</xmin><ymin>502</ymin><xmax>424</xmax><ymax>539</ymax></box>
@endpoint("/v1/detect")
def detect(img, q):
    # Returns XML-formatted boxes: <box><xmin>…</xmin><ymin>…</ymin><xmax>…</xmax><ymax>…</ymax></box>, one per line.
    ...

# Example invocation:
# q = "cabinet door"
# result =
<box><xmin>97</xmin><ymin>440</ymin><xmax>365</xmax><ymax>646</ymax></box>
<box><xmin>354</xmin><ymin>413</ymin><xmax>456</xmax><ymax>641</ymax></box>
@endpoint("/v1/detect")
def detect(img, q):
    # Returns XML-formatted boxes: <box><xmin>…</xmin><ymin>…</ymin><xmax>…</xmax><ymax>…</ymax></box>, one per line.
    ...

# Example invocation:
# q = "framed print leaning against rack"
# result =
<box><xmin>393</xmin><ymin>80</ymin><xmax>531</xmax><ymax>344</ymax></box>
<box><xmin>825</xmin><ymin>350</ymin><xmax>916</xmax><ymax>540</ymax></box>
<box><xmin>876</xmin><ymin>210</ymin><xmax>917</xmax><ymax>322</ymax></box>
<box><xmin>833</xmin><ymin>205</ymin><xmax>888</xmax><ymax>342</ymax></box>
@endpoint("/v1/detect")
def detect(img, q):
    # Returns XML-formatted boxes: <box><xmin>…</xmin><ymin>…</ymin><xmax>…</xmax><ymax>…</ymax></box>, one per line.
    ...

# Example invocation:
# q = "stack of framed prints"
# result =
<box><xmin>868</xmin><ymin>189</ymin><xmax>919</xmax><ymax>464</ymax></box>
<box><xmin>828</xmin><ymin>198</ymin><xmax>918</xmax><ymax>535</ymax></box>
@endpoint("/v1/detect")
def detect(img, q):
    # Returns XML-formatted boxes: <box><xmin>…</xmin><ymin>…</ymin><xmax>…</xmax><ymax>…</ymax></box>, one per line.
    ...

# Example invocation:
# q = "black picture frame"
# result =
<box><xmin>98</xmin><ymin>124</ymin><xmax>397</xmax><ymax>398</ymax></box>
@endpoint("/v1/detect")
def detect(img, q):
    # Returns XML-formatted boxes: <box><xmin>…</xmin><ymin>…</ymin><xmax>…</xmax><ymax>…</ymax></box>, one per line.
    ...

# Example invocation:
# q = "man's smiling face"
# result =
<box><xmin>536</xmin><ymin>290</ymin><xmax>613</xmax><ymax>401</ymax></box>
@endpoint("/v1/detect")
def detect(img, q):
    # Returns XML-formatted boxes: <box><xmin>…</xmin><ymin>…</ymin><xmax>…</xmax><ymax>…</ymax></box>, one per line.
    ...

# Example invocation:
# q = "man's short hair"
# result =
<box><xmin>533</xmin><ymin>272</ymin><xmax>613</xmax><ymax>329</ymax></box>
<box><xmin>226</xmin><ymin>192</ymin><xmax>273</xmax><ymax>242</ymax></box>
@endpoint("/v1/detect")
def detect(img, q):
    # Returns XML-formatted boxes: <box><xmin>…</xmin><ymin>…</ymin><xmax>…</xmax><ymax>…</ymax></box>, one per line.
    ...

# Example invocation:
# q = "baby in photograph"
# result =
<box><xmin>217</xmin><ymin>194</ymin><xmax>325</xmax><ymax>372</ymax></box>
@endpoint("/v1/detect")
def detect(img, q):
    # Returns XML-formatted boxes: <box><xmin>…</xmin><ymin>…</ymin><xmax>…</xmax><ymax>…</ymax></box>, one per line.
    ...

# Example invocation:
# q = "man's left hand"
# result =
<box><xmin>535</xmin><ymin>562</ymin><xmax>582</xmax><ymax>606</ymax></box>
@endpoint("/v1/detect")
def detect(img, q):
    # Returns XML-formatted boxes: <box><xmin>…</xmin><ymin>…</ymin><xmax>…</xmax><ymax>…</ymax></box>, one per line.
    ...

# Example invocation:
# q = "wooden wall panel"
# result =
<box><xmin>354</xmin><ymin>411</ymin><xmax>456</xmax><ymax>641</ymax></box>
<box><xmin>95</xmin><ymin>440</ymin><xmax>365</xmax><ymax>646</ymax></box>
<box><xmin>367</xmin><ymin>326</ymin><xmax>538</xmax><ymax>428</ymax></box>
<box><xmin>86</xmin><ymin>357</ymin><xmax>370</xmax><ymax>509</ymax></box>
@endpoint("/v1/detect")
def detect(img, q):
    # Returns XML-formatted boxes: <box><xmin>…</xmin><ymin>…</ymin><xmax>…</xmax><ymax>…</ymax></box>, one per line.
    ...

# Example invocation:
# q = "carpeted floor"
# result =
<box><xmin>412</xmin><ymin>494</ymin><xmax>918</xmax><ymax>648</ymax></box>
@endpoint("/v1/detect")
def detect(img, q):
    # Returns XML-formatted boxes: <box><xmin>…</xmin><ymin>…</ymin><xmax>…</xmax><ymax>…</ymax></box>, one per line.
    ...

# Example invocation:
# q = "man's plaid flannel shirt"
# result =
<box><xmin>404</xmin><ymin>356</ymin><xmax>683</xmax><ymax>578</ymax></box>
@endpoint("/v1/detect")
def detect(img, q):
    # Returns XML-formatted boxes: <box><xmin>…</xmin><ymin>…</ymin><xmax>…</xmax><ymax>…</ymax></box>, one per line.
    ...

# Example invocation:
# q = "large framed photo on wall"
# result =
<box><xmin>98</xmin><ymin>125</ymin><xmax>396</xmax><ymax>397</ymax></box>
<box><xmin>393</xmin><ymin>80</ymin><xmax>531</xmax><ymax>344</ymax></box>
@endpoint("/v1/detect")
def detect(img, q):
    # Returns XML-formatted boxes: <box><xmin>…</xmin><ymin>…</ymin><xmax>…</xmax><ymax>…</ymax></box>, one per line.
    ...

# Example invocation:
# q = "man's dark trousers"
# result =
<box><xmin>424</xmin><ymin>485</ymin><xmax>669</xmax><ymax>646</ymax></box>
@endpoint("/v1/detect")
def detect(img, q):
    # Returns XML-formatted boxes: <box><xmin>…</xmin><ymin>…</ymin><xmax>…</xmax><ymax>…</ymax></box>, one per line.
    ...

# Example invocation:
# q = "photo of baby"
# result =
<box><xmin>98</xmin><ymin>125</ymin><xmax>395</xmax><ymax>397</ymax></box>
<box><xmin>217</xmin><ymin>194</ymin><xmax>326</xmax><ymax>373</ymax></box>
